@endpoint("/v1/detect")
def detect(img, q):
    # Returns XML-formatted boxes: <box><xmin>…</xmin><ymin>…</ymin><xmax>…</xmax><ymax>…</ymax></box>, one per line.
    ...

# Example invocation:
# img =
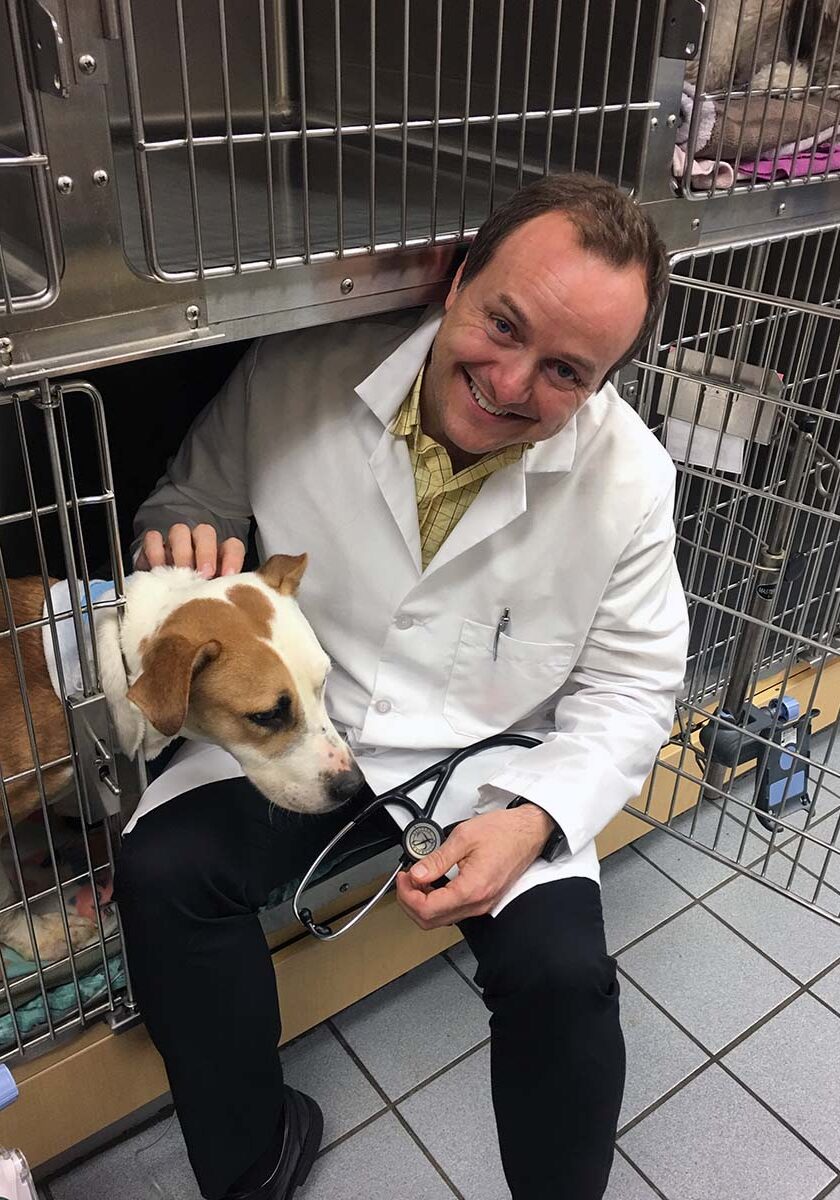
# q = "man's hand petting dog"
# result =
<box><xmin>395</xmin><ymin>804</ymin><xmax>555</xmax><ymax>929</ymax></box>
<box><xmin>137</xmin><ymin>523</ymin><xmax>246</xmax><ymax>578</ymax></box>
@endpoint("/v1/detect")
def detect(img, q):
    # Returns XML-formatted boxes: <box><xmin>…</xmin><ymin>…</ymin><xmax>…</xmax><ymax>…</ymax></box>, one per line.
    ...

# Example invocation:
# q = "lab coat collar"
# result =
<box><xmin>354</xmin><ymin>304</ymin><xmax>579</xmax><ymax>477</ymax></box>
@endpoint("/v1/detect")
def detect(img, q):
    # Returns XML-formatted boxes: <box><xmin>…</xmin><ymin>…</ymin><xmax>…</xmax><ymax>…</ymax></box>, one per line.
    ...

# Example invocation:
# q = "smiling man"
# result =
<box><xmin>120</xmin><ymin>174</ymin><xmax>689</xmax><ymax>1200</ymax></box>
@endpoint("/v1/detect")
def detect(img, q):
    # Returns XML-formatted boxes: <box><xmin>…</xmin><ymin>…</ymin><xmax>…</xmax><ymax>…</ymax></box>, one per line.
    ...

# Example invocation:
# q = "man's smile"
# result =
<box><xmin>462</xmin><ymin>369</ymin><xmax>536</xmax><ymax>423</ymax></box>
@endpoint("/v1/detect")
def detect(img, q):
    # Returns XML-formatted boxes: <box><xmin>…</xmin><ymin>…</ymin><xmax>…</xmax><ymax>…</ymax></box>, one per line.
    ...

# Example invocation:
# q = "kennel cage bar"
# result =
<box><xmin>625</xmin><ymin>238</ymin><xmax>840</xmax><ymax>925</ymax></box>
<box><xmin>0</xmin><ymin>380</ymin><xmax>137</xmax><ymax>1061</ymax></box>
<box><xmin>115</xmin><ymin>0</ymin><xmax>665</xmax><ymax>284</ymax></box>
<box><xmin>6</xmin><ymin>0</ymin><xmax>840</xmax><ymax>383</ymax></box>
<box><xmin>0</xmin><ymin>0</ymin><xmax>62</xmax><ymax>314</ymax></box>
<box><xmin>681</xmin><ymin>0</ymin><xmax>840</xmax><ymax>199</ymax></box>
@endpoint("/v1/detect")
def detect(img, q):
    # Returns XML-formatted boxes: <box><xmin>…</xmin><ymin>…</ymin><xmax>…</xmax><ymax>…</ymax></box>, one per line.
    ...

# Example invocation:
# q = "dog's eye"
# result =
<box><xmin>248</xmin><ymin>694</ymin><xmax>293</xmax><ymax>729</ymax></box>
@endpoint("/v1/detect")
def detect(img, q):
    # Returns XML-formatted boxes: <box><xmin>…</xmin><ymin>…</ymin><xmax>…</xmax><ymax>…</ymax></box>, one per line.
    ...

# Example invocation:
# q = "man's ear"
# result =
<box><xmin>445</xmin><ymin>260</ymin><xmax>466</xmax><ymax>311</ymax></box>
<box><xmin>257</xmin><ymin>553</ymin><xmax>308</xmax><ymax>596</ymax></box>
<box><xmin>127</xmin><ymin>634</ymin><xmax>220</xmax><ymax>737</ymax></box>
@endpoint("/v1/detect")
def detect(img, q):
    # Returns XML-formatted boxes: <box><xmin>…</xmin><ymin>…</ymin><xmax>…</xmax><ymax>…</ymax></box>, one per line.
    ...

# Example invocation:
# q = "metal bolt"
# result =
<box><xmin>666</xmin><ymin>114</ymin><xmax>677</xmax><ymax>127</ymax></box>
<box><xmin>78</xmin><ymin>53</ymin><xmax>97</xmax><ymax>75</ymax></box>
<box><xmin>691</xmin><ymin>217</ymin><xmax>701</xmax><ymax>230</ymax></box>
<box><xmin>777</xmin><ymin>201</ymin><xmax>787</xmax><ymax>215</ymax></box>
<box><xmin>56</xmin><ymin>175</ymin><xmax>74</xmax><ymax>195</ymax></box>
<box><xmin>650</xmin><ymin>117</ymin><xmax>658</xmax><ymax>129</ymax></box>
<box><xmin>92</xmin><ymin>168</ymin><xmax>109</xmax><ymax>187</ymax></box>
<box><xmin>0</xmin><ymin>337</ymin><xmax>13</xmax><ymax>365</ymax></box>
<box><xmin>185</xmin><ymin>304</ymin><xmax>200</xmax><ymax>325</ymax></box>
<box><xmin>685</xmin><ymin>42</ymin><xmax>696</xmax><ymax>55</ymax></box>
<box><xmin>340</xmin><ymin>277</ymin><xmax>354</xmax><ymax>295</ymax></box>
<box><xmin>339</xmin><ymin>883</ymin><xmax>350</xmax><ymax>894</ymax></box>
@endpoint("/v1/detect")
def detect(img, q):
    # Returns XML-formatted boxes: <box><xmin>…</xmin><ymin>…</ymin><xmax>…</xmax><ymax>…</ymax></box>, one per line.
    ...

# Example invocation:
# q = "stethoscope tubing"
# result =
<box><xmin>293</xmin><ymin>732</ymin><xmax>541</xmax><ymax>940</ymax></box>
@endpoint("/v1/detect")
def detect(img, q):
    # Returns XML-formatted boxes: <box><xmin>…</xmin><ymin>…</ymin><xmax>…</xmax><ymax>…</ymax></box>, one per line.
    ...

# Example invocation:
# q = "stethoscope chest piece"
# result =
<box><xmin>402</xmin><ymin>818</ymin><xmax>444</xmax><ymax>862</ymax></box>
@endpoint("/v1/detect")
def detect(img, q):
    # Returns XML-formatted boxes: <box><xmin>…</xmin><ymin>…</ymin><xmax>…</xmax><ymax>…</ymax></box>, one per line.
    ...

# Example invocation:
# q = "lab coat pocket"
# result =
<box><xmin>443</xmin><ymin>619</ymin><xmax>576</xmax><ymax>739</ymax></box>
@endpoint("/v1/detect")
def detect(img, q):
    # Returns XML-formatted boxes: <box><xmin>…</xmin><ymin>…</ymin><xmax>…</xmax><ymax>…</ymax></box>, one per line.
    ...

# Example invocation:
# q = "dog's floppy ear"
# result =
<box><xmin>127</xmin><ymin>634</ymin><xmax>221</xmax><ymax>737</ymax></box>
<box><xmin>257</xmin><ymin>553</ymin><xmax>308</xmax><ymax>596</ymax></box>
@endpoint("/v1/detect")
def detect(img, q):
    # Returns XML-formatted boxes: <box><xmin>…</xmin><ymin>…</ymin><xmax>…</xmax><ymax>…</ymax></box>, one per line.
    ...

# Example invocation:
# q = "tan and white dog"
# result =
<box><xmin>0</xmin><ymin>554</ymin><xmax>363</xmax><ymax>961</ymax></box>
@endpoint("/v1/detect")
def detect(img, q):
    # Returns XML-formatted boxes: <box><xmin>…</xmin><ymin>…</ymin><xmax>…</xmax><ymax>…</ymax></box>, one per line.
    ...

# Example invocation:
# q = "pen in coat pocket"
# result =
<box><xmin>492</xmin><ymin>607</ymin><xmax>511</xmax><ymax>661</ymax></box>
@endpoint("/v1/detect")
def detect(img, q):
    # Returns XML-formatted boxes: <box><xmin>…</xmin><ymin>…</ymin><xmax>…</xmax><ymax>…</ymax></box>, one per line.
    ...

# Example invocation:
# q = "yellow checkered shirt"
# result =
<box><xmin>391</xmin><ymin>364</ymin><xmax>528</xmax><ymax>570</ymax></box>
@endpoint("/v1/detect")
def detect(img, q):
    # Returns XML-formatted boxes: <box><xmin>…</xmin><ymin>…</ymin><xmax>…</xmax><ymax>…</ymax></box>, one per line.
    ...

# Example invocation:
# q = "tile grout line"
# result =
<box><xmin>621</xmin><ymin>839</ymin><xmax>840</xmax><ymax>990</ymax></box>
<box><xmin>632</xmin><ymin>801</ymin><xmax>840</xmax><ymax>902</ymax></box>
<box><xmin>612</xmin><ymin>1144</ymin><xmax>673</xmax><ymax>1200</ymax></box>
<box><xmin>442</xmin><ymin>946</ymin><xmax>483</xmax><ymax>997</ymax></box>
<box><xmin>615</xmin><ymin>967</ymin><xmax>840</xmax><ymax>1176</ymax></box>
<box><xmin>715</xmin><ymin>1058</ymin><xmax>840</xmax><ymax>1176</ymax></box>
<box><xmin>324</xmin><ymin>1018</ymin><xmax>467</xmax><ymax>1199</ymax></box>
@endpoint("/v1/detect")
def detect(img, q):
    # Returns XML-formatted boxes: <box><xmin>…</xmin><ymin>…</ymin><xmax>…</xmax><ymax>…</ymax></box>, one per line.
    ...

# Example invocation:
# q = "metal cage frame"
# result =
<box><xmin>0</xmin><ymin>0</ymin><xmax>839</xmax><ymax>1063</ymax></box>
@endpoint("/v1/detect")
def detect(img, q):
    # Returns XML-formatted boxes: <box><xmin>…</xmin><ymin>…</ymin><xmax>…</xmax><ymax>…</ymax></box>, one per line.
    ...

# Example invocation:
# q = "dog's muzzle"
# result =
<box><xmin>327</xmin><ymin>762</ymin><xmax>366</xmax><ymax>807</ymax></box>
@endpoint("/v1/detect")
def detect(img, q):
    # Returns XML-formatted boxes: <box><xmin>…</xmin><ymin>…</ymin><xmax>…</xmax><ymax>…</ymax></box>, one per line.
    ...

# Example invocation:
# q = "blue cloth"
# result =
<box><xmin>0</xmin><ymin>1064</ymin><xmax>18</xmax><ymax>1109</ymax></box>
<box><xmin>0</xmin><ymin>947</ymin><xmax>125</xmax><ymax>1050</ymax></box>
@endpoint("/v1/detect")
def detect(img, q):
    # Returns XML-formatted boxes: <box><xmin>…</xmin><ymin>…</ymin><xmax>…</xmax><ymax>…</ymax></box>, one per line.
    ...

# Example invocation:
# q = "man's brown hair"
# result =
<box><xmin>460</xmin><ymin>173</ymin><xmax>669</xmax><ymax>382</ymax></box>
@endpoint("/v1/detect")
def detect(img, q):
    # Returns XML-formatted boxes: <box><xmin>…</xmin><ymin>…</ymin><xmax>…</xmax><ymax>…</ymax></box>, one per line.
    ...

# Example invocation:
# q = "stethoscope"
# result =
<box><xmin>293</xmin><ymin>733</ymin><xmax>541</xmax><ymax>941</ymax></box>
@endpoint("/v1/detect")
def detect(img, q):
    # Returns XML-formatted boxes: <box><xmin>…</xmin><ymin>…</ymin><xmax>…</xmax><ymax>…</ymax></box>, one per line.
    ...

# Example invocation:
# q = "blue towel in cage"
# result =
<box><xmin>0</xmin><ymin>946</ymin><xmax>125</xmax><ymax>1050</ymax></box>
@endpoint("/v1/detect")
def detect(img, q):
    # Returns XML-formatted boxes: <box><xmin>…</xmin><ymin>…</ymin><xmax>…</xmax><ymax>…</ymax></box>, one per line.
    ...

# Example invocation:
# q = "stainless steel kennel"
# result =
<box><xmin>1</xmin><ymin>0</ymin><xmax>839</xmax><ymax>1062</ymax></box>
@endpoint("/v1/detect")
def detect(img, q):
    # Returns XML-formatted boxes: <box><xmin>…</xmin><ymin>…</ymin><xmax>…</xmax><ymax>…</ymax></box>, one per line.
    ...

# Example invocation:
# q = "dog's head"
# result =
<box><xmin>113</xmin><ymin>555</ymin><xmax>363</xmax><ymax>814</ymax></box>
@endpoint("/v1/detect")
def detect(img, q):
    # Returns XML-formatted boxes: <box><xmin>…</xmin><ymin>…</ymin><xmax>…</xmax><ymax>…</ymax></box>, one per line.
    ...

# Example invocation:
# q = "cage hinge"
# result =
<box><xmin>105</xmin><ymin>1002</ymin><xmax>143</xmax><ymax>1035</ymax></box>
<box><xmin>66</xmin><ymin>693</ymin><xmax>124</xmax><ymax>822</ymax></box>
<box><xmin>23</xmin><ymin>0</ymin><xmax>73</xmax><ymax>98</ymax></box>
<box><xmin>660</xmin><ymin>0</ymin><xmax>704</xmax><ymax>60</ymax></box>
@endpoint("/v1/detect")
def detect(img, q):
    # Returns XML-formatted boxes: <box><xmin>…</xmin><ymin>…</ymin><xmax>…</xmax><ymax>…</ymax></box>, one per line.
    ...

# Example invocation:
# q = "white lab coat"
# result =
<box><xmin>133</xmin><ymin>305</ymin><xmax>689</xmax><ymax>914</ymax></box>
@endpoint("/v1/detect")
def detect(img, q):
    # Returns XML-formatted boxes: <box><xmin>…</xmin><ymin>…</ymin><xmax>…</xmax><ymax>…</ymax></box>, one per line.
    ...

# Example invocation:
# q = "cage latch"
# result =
<box><xmin>660</xmin><ymin>0</ymin><xmax>704</xmax><ymax>60</ymax></box>
<box><xmin>66</xmin><ymin>693</ymin><xmax>123</xmax><ymax>822</ymax></box>
<box><xmin>23</xmin><ymin>0</ymin><xmax>72</xmax><ymax>98</ymax></box>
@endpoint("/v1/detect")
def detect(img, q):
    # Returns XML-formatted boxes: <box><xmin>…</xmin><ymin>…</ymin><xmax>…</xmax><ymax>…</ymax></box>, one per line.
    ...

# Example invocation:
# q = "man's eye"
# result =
<box><xmin>248</xmin><ymin>694</ymin><xmax>292</xmax><ymax>728</ymax></box>
<box><xmin>493</xmin><ymin>316</ymin><xmax>513</xmax><ymax>336</ymax></box>
<box><xmin>553</xmin><ymin>361</ymin><xmax>579</xmax><ymax>385</ymax></box>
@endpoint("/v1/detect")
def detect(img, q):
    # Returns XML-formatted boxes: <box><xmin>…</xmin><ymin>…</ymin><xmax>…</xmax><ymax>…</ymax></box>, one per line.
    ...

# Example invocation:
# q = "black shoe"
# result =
<box><xmin>225</xmin><ymin>1088</ymin><xmax>324</xmax><ymax>1199</ymax></box>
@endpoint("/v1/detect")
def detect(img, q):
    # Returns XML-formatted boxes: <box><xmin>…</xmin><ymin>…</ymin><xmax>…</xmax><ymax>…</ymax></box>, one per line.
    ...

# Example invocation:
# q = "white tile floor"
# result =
<box><xmin>42</xmin><ymin>753</ymin><xmax>840</xmax><ymax>1200</ymax></box>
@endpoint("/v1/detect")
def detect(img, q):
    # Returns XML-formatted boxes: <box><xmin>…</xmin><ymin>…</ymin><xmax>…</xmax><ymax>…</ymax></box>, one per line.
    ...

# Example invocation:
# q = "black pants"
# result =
<box><xmin>115</xmin><ymin>778</ymin><xmax>625</xmax><ymax>1200</ymax></box>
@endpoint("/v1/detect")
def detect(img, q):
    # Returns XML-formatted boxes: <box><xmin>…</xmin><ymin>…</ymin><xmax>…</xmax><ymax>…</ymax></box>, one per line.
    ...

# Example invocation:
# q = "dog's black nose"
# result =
<box><xmin>327</xmin><ymin>763</ymin><xmax>366</xmax><ymax>807</ymax></box>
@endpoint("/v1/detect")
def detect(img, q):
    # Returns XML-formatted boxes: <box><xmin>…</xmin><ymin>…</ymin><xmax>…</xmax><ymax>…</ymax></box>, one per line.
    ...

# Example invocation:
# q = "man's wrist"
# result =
<box><xmin>506</xmin><ymin>796</ymin><xmax>568</xmax><ymax>862</ymax></box>
<box><xmin>511</xmin><ymin>800</ymin><xmax>555</xmax><ymax>844</ymax></box>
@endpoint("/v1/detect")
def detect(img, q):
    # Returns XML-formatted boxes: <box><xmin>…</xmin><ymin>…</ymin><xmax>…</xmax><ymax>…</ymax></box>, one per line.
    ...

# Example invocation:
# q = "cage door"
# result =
<box><xmin>0</xmin><ymin>379</ymin><xmax>136</xmax><ymax>1060</ymax></box>
<box><xmin>625</xmin><ymin>238</ymin><xmax>840</xmax><ymax>928</ymax></box>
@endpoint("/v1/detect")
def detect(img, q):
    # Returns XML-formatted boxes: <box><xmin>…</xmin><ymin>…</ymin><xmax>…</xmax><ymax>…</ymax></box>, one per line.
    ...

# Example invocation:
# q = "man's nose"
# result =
<box><xmin>492</xmin><ymin>355</ymin><xmax>536</xmax><ymax>408</ymax></box>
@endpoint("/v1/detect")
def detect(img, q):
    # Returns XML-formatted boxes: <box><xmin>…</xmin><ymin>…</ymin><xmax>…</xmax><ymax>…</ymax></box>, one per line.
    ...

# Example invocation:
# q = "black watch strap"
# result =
<box><xmin>506</xmin><ymin>795</ymin><xmax>568</xmax><ymax>862</ymax></box>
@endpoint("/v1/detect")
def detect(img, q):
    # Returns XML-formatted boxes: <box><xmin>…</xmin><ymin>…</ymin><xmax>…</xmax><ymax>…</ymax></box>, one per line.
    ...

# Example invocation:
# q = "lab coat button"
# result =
<box><xmin>395</xmin><ymin>614</ymin><xmax>413</xmax><ymax>630</ymax></box>
<box><xmin>374</xmin><ymin>699</ymin><xmax>392</xmax><ymax>715</ymax></box>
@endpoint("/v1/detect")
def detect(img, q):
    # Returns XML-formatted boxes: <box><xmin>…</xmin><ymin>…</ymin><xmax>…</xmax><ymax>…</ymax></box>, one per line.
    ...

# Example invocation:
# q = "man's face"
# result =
<box><xmin>422</xmin><ymin>212</ymin><xmax>649</xmax><ymax>463</ymax></box>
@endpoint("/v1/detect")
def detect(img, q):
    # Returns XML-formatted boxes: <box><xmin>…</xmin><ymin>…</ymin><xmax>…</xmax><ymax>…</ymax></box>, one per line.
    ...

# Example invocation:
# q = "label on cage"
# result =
<box><xmin>665</xmin><ymin>417</ymin><xmax>746</xmax><ymax>473</ymax></box>
<box><xmin>756</xmin><ymin>583</ymin><xmax>777</xmax><ymax>600</ymax></box>
<box><xmin>659</xmin><ymin>348</ymin><xmax>778</xmax><ymax>446</ymax></box>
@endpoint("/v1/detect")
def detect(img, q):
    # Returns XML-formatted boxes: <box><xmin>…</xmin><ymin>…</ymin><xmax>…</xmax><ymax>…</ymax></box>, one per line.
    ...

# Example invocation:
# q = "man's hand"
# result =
<box><xmin>136</xmin><ymin>524</ymin><xmax>246</xmax><ymax>579</ymax></box>
<box><xmin>395</xmin><ymin>804</ymin><xmax>554</xmax><ymax>930</ymax></box>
